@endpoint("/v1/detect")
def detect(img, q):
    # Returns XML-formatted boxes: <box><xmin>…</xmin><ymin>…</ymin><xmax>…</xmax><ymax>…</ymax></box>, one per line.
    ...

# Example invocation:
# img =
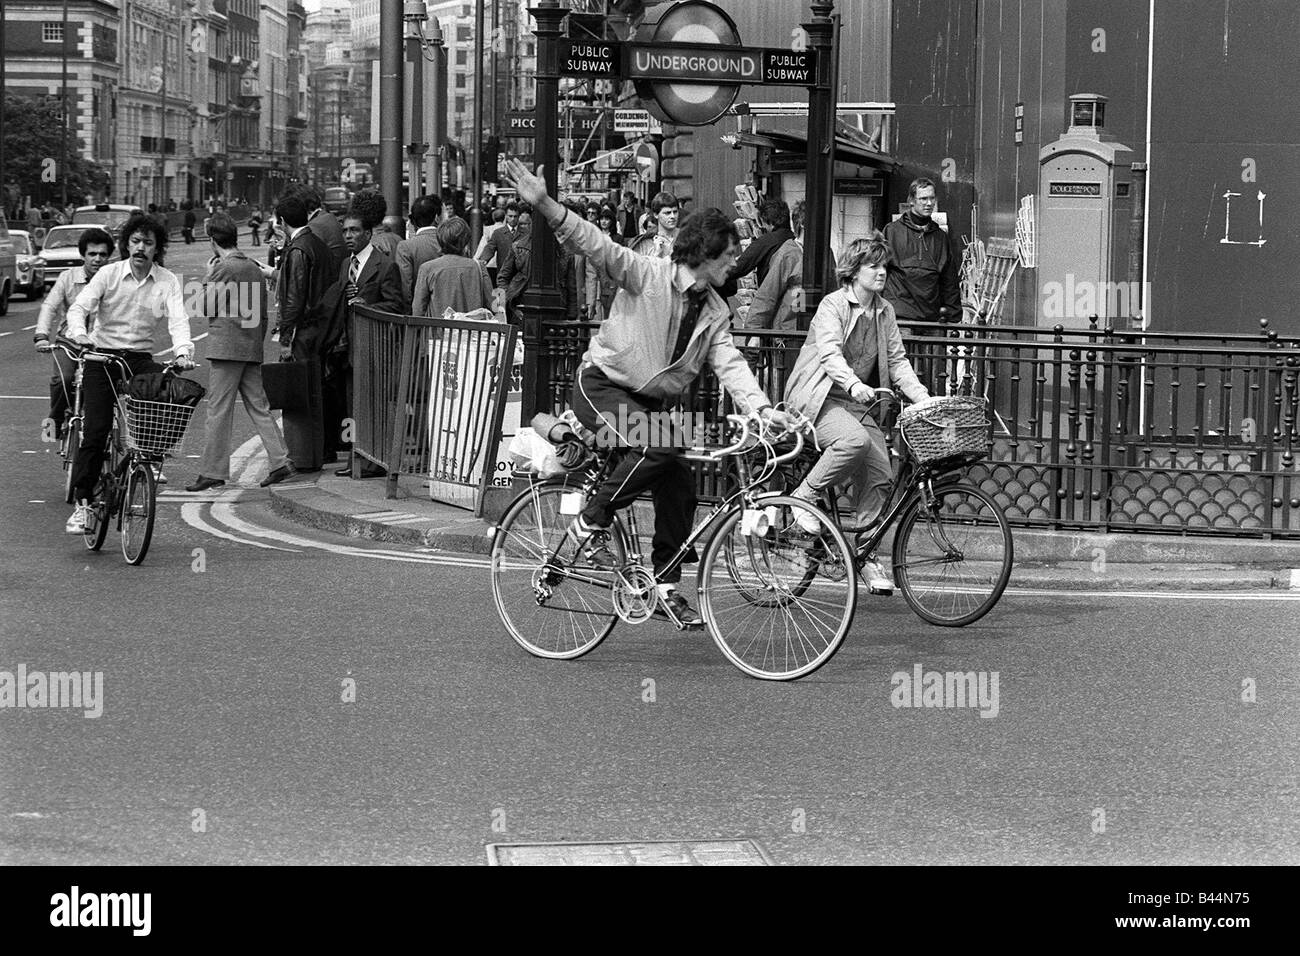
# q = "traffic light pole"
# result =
<box><xmin>520</xmin><ymin>1</ymin><xmax>568</xmax><ymax>422</ymax></box>
<box><xmin>801</xmin><ymin>0</ymin><xmax>836</xmax><ymax>321</ymax></box>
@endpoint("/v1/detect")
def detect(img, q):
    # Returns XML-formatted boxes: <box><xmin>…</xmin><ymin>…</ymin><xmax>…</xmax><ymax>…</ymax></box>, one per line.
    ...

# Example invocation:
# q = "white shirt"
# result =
<box><xmin>65</xmin><ymin>259</ymin><xmax>194</xmax><ymax>355</ymax></box>
<box><xmin>36</xmin><ymin>266</ymin><xmax>97</xmax><ymax>339</ymax></box>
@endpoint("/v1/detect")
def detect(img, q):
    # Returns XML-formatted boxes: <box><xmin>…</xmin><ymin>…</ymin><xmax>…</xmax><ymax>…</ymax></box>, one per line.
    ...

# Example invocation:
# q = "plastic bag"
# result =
<box><xmin>507</xmin><ymin>428</ymin><xmax>567</xmax><ymax>477</ymax></box>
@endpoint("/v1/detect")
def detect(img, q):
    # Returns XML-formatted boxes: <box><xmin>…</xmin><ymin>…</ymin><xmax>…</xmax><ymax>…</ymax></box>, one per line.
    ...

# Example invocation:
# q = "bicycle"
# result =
<box><xmin>783</xmin><ymin>390</ymin><xmax>1015</xmax><ymax>628</ymax></box>
<box><xmin>56</xmin><ymin>342</ymin><xmax>201</xmax><ymax>565</ymax></box>
<box><xmin>41</xmin><ymin>337</ymin><xmax>88</xmax><ymax>505</ymax></box>
<box><xmin>490</xmin><ymin>410</ymin><xmax>860</xmax><ymax>681</ymax></box>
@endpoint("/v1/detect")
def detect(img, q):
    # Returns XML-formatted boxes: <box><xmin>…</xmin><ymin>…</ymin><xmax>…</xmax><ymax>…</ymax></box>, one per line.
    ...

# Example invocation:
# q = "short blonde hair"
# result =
<box><xmin>836</xmin><ymin>231</ymin><xmax>889</xmax><ymax>286</ymax></box>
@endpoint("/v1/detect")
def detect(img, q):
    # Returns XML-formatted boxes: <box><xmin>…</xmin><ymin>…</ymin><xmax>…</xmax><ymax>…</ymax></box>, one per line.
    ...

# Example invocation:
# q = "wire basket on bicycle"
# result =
<box><xmin>120</xmin><ymin>397</ymin><xmax>199</xmax><ymax>456</ymax></box>
<box><xmin>898</xmin><ymin>396</ymin><xmax>990</xmax><ymax>470</ymax></box>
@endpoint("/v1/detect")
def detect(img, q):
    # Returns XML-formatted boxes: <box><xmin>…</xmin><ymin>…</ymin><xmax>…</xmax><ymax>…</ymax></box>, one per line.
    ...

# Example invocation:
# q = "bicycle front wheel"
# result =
<box><xmin>62</xmin><ymin>419</ymin><xmax>81</xmax><ymax>505</ymax></box>
<box><xmin>121</xmin><ymin>461</ymin><xmax>157</xmax><ymax>565</ymax></box>
<box><xmin>83</xmin><ymin>473</ymin><xmax>111</xmax><ymax>553</ymax></box>
<box><xmin>700</xmin><ymin>496</ymin><xmax>857</xmax><ymax>680</ymax></box>
<box><xmin>893</xmin><ymin>481</ymin><xmax>1013</xmax><ymax>627</ymax></box>
<box><xmin>490</xmin><ymin>481</ymin><xmax>626</xmax><ymax>660</ymax></box>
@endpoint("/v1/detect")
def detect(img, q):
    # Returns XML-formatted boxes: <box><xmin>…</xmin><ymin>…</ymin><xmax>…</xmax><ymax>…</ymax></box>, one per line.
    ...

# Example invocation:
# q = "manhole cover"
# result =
<box><xmin>487</xmin><ymin>840</ymin><xmax>773</xmax><ymax>866</ymax></box>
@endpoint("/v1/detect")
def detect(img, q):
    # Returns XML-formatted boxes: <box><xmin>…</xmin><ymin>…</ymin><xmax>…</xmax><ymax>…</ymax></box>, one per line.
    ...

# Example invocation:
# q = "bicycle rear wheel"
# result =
<box><xmin>491</xmin><ymin>481</ymin><xmax>626</xmax><ymax>660</ymax></box>
<box><xmin>700</xmin><ymin>496</ymin><xmax>857</xmax><ymax>680</ymax></box>
<box><xmin>121</xmin><ymin>460</ymin><xmax>157</xmax><ymax>565</ymax></box>
<box><xmin>892</xmin><ymin>481</ymin><xmax>1013</xmax><ymax>627</ymax></box>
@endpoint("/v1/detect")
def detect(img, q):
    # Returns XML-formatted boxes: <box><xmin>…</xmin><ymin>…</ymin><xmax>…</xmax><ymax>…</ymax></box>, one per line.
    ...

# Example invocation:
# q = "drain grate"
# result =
<box><xmin>487</xmin><ymin>840</ymin><xmax>773</xmax><ymax>866</ymax></box>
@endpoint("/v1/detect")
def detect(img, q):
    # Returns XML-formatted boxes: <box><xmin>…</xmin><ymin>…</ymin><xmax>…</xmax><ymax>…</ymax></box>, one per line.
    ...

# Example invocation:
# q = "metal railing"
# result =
<box><xmin>352</xmin><ymin>304</ymin><xmax>518</xmax><ymax>516</ymax></box>
<box><xmin>526</xmin><ymin>315</ymin><xmax>1300</xmax><ymax>538</ymax></box>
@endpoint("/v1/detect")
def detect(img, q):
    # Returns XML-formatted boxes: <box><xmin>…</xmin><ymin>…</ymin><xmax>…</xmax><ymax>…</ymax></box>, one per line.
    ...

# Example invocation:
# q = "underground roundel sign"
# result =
<box><xmin>634</xmin><ymin>1</ymin><xmax>746</xmax><ymax>127</ymax></box>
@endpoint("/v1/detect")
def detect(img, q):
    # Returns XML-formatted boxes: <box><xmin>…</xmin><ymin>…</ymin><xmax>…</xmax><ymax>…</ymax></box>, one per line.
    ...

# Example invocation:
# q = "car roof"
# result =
<box><xmin>45</xmin><ymin>224</ymin><xmax>89</xmax><ymax>234</ymax></box>
<box><xmin>75</xmin><ymin>204</ymin><xmax>142</xmax><ymax>212</ymax></box>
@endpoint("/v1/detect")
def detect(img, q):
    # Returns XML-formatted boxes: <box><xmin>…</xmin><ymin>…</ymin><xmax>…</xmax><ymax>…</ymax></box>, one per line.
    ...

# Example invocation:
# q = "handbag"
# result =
<box><xmin>261</xmin><ymin>337</ymin><xmax>312</xmax><ymax>412</ymax></box>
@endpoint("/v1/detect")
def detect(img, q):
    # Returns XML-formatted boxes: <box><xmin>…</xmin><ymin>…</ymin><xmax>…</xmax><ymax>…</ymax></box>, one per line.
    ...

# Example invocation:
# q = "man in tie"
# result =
<box><xmin>501</xmin><ymin>160</ymin><xmax>793</xmax><ymax>628</ymax></box>
<box><xmin>330</xmin><ymin>203</ymin><xmax>405</xmax><ymax>477</ymax></box>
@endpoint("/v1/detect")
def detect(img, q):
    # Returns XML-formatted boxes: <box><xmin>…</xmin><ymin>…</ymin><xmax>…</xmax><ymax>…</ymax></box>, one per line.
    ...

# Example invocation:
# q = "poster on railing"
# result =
<box><xmin>426</xmin><ymin>321</ymin><xmax>521</xmax><ymax>510</ymax></box>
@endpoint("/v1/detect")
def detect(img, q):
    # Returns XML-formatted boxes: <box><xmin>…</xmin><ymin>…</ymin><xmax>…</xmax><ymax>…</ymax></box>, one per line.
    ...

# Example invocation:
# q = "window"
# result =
<box><xmin>454</xmin><ymin>96</ymin><xmax>465</xmax><ymax>114</ymax></box>
<box><xmin>455</xmin><ymin>73</ymin><xmax>465</xmax><ymax>89</ymax></box>
<box><xmin>457</xmin><ymin>26</ymin><xmax>472</xmax><ymax>42</ymax></box>
<box><xmin>456</xmin><ymin>50</ymin><xmax>466</xmax><ymax>65</ymax></box>
<box><xmin>43</xmin><ymin>22</ymin><xmax>64</xmax><ymax>42</ymax></box>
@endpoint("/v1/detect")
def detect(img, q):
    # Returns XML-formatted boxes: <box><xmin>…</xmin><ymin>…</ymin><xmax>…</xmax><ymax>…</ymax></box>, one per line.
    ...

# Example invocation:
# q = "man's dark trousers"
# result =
<box><xmin>70</xmin><ymin>350</ymin><xmax>159</xmax><ymax>499</ymax></box>
<box><xmin>571</xmin><ymin>364</ymin><xmax>696</xmax><ymax>584</ymax></box>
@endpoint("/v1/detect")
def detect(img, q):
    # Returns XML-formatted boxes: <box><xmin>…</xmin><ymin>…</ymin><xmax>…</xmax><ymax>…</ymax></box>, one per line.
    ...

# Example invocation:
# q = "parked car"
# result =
<box><xmin>322</xmin><ymin>187</ymin><xmax>351</xmax><ymax>218</ymax></box>
<box><xmin>71</xmin><ymin>203</ymin><xmax>144</xmax><ymax>237</ymax></box>
<box><xmin>39</xmin><ymin>225</ymin><xmax>118</xmax><ymax>289</ymax></box>
<box><xmin>0</xmin><ymin>212</ymin><xmax>17</xmax><ymax>316</ymax></box>
<box><xmin>8</xmin><ymin>230</ymin><xmax>46</xmax><ymax>299</ymax></box>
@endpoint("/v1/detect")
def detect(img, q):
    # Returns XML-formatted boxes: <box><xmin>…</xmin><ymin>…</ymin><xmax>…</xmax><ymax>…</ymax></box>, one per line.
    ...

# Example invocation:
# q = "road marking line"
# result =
<box><xmin>180</xmin><ymin>503</ymin><xmax>300</xmax><ymax>552</ymax></box>
<box><xmin>1290</xmin><ymin>569</ymin><xmax>1300</xmax><ymax>590</ymax></box>
<box><xmin>21</xmin><ymin>450</ymin><xmax>37</xmax><ymax>454</ymax></box>
<box><xmin>21</xmin><ymin>324</ymin><xmax>37</xmax><ymax>331</ymax></box>
<box><xmin>352</xmin><ymin>510</ymin><xmax>395</xmax><ymax>518</ymax></box>
<box><xmin>1006</xmin><ymin>586</ymin><xmax>1300</xmax><ymax>601</ymax></box>
<box><xmin>0</xmin><ymin>395</ymin><xmax>46</xmax><ymax>400</ymax></box>
<box><xmin>154</xmin><ymin>331</ymin><xmax>209</xmax><ymax>357</ymax></box>
<box><xmin>0</xmin><ymin>332</ymin><xmax>12</xmax><ymax>338</ymax></box>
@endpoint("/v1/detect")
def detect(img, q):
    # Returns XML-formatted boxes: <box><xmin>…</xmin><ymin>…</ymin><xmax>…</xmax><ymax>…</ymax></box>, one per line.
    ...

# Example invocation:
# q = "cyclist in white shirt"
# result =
<box><xmin>63</xmin><ymin>213</ymin><xmax>195</xmax><ymax>533</ymax></box>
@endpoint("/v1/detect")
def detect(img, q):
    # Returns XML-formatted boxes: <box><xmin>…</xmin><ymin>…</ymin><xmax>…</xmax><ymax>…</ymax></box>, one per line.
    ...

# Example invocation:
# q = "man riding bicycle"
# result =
<box><xmin>60</xmin><ymin>212</ymin><xmax>195</xmax><ymax>534</ymax></box>
<box><xmin>502</xmin><ymin>159</ymin><xmax>793</xmax><ymax>626</ymax></box>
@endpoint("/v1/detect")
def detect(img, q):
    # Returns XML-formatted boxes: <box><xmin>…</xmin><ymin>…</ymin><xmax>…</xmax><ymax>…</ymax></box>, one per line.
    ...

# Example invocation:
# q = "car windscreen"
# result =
<box><xmin>72</xmin><ymin>210</ymin><xmax>136</xmax><ymax>231</ymax></box>
<box><xmin>42</xmin><ymin>229</ymin><xmax>89</xmax><ymax>250</ymax></box>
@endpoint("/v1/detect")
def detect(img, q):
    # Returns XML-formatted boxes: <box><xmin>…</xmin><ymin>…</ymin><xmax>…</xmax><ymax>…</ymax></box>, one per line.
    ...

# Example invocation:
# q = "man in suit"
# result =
<box><xmin>372</xmin><ymin>214</ymin><xmax>404</xmax><ymax>258</ymax></box>
<box><xmin>275</xmin><ymin>194</ymin><xmax>335</xmax><ymax>471</ymax></box>
<box><xmin>331</xmin><ymin>204</ymin><xmax>405</xmax><ymax>477</ymax></box>
<box><xmin>476</xmin><ymin>200</ymin><xmax>521</xmax><ymax>286</ymax></box>
<box><xmin>187</xmin><ymin>214</ymin><xmax>297</xmax><ymax>491</ymax></box>
<box><xmin>394</xmin><ymin>195</ymin><xmax>442</xmax><ymax>314</ymax></box>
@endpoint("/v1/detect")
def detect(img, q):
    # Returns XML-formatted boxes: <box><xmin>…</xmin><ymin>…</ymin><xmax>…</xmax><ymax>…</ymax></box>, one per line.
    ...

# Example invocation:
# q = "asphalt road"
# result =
<box><xmin>1</xmin><ymin>241</ymin><xmax>1298</xmax><ymax>864</ymax></box>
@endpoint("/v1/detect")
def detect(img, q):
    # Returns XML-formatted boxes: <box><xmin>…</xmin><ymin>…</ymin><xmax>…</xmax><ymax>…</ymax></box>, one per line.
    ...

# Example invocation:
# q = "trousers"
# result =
<box><xmin>197</xmin><ymin>359</ymin><xmax>291</xmax><ymax>480</ymax></box>
<box><xmin>802</xmin><ymin>397</ymin><xmax>893</xmax><ymax>529</ymax></box>
<box><xmin>70</xmin><ymin>351</ymin><xmax>159</xmax><ymax>500</ymax></box>
<box><xmin>571</xmin><ymin>364</ymin><xmax>696</xmax><ymax>584</ymax></box>
<box><xmin>49</xmin><ymin>348</ymin><xmax>77</xmax><ymax>433</ymax></box>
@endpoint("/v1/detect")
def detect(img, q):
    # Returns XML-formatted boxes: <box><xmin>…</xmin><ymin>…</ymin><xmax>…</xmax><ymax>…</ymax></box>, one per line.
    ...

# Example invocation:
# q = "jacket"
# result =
<box><xmin>277</xmin><ymin>227</ymin><xmax>334</xmax><ymax>348</ymax></box>
<box><xmin>476</xmin><ymin>225</ymin><xmax>515</xmax><ymax>270</ymax></box>
<box><xmin>307</xmin><ymin>207</ymin><xmax>347</xmax><ymax>276</ymax></box>
<box><xmin>395</xmin><ymin>228</ymin><xmax>443</xmax><ymax>312</ymax></box>
<box><xmin>742</xmin><ymin>238</ymin><xmax>803</xmax><ymax>332</ymax></box>
<box><xmin>202</xmin><ymin>250</ymin><xmax>269</xmax><ymax>362</ymax></box>
<box><xmin>498</xmin><ymin>230</ymin><xmax>580</xmax><ymax>318</ymax></box>
<box><xmin>413</xmin><ymin>255</ymin><xmax>495</xmax><ymax>318</ymax></box>
<box><xmin>370</xmin><ymin>231</ymin><xmax>400</xmax><ymax>259</ymax></box>
<box><xmin>339</xmin><ymin>245</ymin><xmax>405</xmax><ymax>316</ymax></box>
<box><xmin>732</xmin><ymin>226</ymin><xmax>794</xmax><ymax>286</ymax></box>
<box><xmin>882</xmin><ymin>211</ymin><xmax>961</xmax><ymax>321</ymax></box>
<box><xmin>554</xmin><ymin>210</ymin><xmax>769</xmax><ymax>410</ymax></box>
<box><xmin>784</xmin><ymin>286</ymin><xmax>929</xmax><ymax>422</ymax></box>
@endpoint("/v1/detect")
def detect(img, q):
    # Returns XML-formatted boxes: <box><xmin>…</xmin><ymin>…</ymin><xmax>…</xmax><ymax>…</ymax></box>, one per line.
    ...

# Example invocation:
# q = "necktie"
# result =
<box><xmin>348</xmin><ymin>255</ymin><xmax>360</xmax><ymax>287</ymax></box>
<box><xmin>670</xmin><ymin>289</ymin><xmax>707</xmax><ymax>365</ymax></box>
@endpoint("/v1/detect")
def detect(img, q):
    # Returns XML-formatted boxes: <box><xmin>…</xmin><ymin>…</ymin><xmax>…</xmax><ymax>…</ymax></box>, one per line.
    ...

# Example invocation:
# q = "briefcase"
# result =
<box><xmin>262</xmin><ymin>359</ymin><xmax>312</xmax><ymax>412</ymax></box>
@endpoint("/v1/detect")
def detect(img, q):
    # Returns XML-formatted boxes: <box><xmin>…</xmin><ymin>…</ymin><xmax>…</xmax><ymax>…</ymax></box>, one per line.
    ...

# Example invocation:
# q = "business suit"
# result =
<box><xmin>277</xmin><ymin>226</ymin><xmax>334</xmax><ymax>469</ymax></box>
<box><xmin>307</xmin><ymin>207</ymin><xmax>347</xmax><ymax>276</ymax></box>
<box><xmin>476</xmin><ymin>224</ymin><xmax>517</xmax><ymax>286</ymax></box>
<box><xmin>196</xmin><ymin>249</ymin><xmax>291</xmax><ymax>481</ymax></box>
<box><xmin>325</xmin><ymin>244</ymin><xmax>405</xmax><ymax>463</ymax></box>
<box><xmin>394</xmin><ymin>228</ymin><xmax>442</xmax><ymax>314</ymax></box>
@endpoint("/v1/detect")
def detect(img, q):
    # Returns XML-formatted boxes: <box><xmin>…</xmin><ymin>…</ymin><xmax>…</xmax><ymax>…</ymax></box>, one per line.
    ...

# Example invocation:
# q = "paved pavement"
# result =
<box><xmin>266</xmin><ymin>469</ymin><xmax>1300</xmax><ymax>592</ymax></box>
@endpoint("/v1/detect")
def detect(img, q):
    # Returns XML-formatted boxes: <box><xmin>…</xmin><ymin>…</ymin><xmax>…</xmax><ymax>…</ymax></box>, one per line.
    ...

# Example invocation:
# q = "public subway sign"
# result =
<box><xmin>553</xmin><ymin>1</ymin><xmax>817</xmax><ymax>127</ymax></box>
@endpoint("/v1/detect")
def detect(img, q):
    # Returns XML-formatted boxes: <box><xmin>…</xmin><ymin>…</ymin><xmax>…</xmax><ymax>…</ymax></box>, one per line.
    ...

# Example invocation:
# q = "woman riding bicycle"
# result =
<box><xmin>62</xmin><ymin>212</ymin><xmax>195</xmax><ymax>534</ymax></box>
<box><xmin>783</xmin><ymin>231</ymin><xmax>931</xmax><ymax>594</ymax></box>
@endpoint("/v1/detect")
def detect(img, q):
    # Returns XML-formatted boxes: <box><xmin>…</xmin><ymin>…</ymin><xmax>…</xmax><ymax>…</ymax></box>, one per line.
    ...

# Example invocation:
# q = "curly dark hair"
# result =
<box><xmin>117</xmin><ymin>212</ymin><xmax>169</xmax><ymax>266</ymax></box>
<box><xmin>77</xmin><ymin>227</ymin><xmax>114</xmax><ymax>257</ymax></box>
<box><xmin>348</xmin><ymin>189</ymin><xmax>387</xmax><ymax>230</ymax></box>
<box><xmin>670</xmin><ymin>208</ymin><xmax>739</xmax><ymax>268</ymax></box>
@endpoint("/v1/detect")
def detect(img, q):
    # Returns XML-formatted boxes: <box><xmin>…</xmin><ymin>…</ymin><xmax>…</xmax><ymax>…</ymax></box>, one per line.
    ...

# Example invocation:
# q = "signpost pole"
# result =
<box><xmin>801</xmin><ymin>0</ymin><xmax>837</xmax><ymax>324</ymax></box>
<box><xmin>520</xmin><ymin>1</ymin><xmax>568</xmax><ymax>422</ymax></box>
<box><xmin>380</xmin><ymin>0</ymin><xmax>404</xmax><ymax>224</ymax></box>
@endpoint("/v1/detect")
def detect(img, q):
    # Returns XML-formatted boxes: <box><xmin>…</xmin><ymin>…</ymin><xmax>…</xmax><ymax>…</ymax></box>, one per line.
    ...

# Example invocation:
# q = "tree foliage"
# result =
<box><xmin>1</xmin><ymin>94</ymin><xmax>111</xmax><ymax>208</ymax></box>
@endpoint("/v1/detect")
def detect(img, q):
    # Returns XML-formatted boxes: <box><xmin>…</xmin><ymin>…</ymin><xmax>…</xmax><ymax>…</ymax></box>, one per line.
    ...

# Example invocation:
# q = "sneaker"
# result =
<box><xmin>661</xmin><ymin>589</ymin><xmax>703</xmax><ymax>628</ymax></box>
<box><xmin>570</xmin><ymin>515</ymin><xmax>618</xmax><ymax>570</ymax></box>
<box><xmin>862</xmin><ymin>555</ymin><xmax>895</xmax><ymax>595</ymax></box>
<box><xmin>789</xmin><ymin>483</ymin><xmax>822</xmax><ymax>535</ymax></box>
<box><xmin>66</xmin><ymin>502</ymin><xmax>92</xmax><ymax>534</ymax></box>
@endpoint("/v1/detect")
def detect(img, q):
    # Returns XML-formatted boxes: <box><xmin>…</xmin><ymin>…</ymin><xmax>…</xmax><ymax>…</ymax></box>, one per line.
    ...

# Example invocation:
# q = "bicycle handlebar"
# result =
<box><xmin>710</xmin><ymin>411</ymin><xmax>808</xmax><ymax>465</ymax></box>
<box><xmin>46</xmin><ymin>336</ymin><xmax>199</xmax><ymax>372</ymax></box>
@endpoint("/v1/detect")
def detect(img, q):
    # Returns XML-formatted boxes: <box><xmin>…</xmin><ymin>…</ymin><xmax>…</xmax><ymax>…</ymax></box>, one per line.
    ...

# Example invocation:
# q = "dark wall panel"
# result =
<box><xmin>1147</xmin><ymin>0</ymin><xmax>1300</xmax><ymax>334</ymax></box>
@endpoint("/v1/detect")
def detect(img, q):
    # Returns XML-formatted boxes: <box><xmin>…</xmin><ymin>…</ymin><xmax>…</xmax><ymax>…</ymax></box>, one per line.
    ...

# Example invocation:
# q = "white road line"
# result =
<box><xmin>1290</xmin><ymin>569</ymin><xmax>1300</xmax><ymax>590</ymax></box>
<box><xmin>0</xmin><ymin>395</ymin><xmax>46</xmax><ymax>400</ymax></box>
<box><xmin>1005</xmin><ymin>586</ymin><xmax>1300</xmax><ymax>601</ymax></box>
<box><xmin>0</xmin><ymin>332</ymin><xmax>13</xmax><ymax>338</ymax></box>
<box><xmin>180</xmin><ymin>503</ymin><xmax>301</xmax><ymax>552</ymax></box>
<box><xmin>154</xmin><ymin>331</ymin><xmax>209</xmax><ymax>357</ymax></box>
<box><xmin>205</xmin><ymin>501</ymin><xmax>488</xmax><ymax>567</ymax></box>
<box><xmin>22</xmin><ymin>324</ymin><xmax>37</xmax><ymax>331</ymax></box>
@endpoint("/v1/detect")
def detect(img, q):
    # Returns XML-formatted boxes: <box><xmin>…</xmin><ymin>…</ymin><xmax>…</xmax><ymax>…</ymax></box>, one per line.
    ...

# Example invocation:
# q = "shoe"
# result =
<box><xmin>570</xmin><ymin>515</ymin><xmax>618</xmax><ymax>570</ymax></box>
<box><xmin>260</xmin><ymin>465</ymin><xmax>299</xmax><ymax>487</ymax></box>
<box><xmin>185</xmin><ymin>476</ymin><xmax>226</xmax><ymax>492</ymax></box>
<box><xmin>65</xmin><ymin>502</ymin><xmax>92</xmax><ymax>534</ymax></box>
<box><xmin>151</xmin><ymin>465</ymin><xmax>167</xmax><ymax>485</ymax></box>
<box><xmin>862</xmin><ymin>555</ymin><xmax>895</xmax><ymax>595</ymax></box>
<box><xmin>789</xmin><ymin>483</ymin><xmax>823</xmax><ymax>535</ymax></box>
<box><xmin>661</xmin><ymin>590</ymin><xmax>704</xmax><ymax>628</ymax></box>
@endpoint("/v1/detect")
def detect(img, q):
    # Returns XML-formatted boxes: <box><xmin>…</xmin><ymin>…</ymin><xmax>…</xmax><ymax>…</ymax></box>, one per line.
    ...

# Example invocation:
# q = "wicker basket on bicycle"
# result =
<box><xmin>120</xmin><ymin>397</ymin><xmax>198</xmax><ymax>456</ymax></box>
<box><xmin>898</xmin><ymin>396</ymin><xmax>990</xmax><ymax>471</ymax></box>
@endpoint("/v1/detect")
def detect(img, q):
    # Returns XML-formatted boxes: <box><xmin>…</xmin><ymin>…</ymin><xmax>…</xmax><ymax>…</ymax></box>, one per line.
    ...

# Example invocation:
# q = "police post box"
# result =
<box><xmin>1036</xmin><ymin>94</ymin><xmax>1136</xmax><ymax>328</ymax></box>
